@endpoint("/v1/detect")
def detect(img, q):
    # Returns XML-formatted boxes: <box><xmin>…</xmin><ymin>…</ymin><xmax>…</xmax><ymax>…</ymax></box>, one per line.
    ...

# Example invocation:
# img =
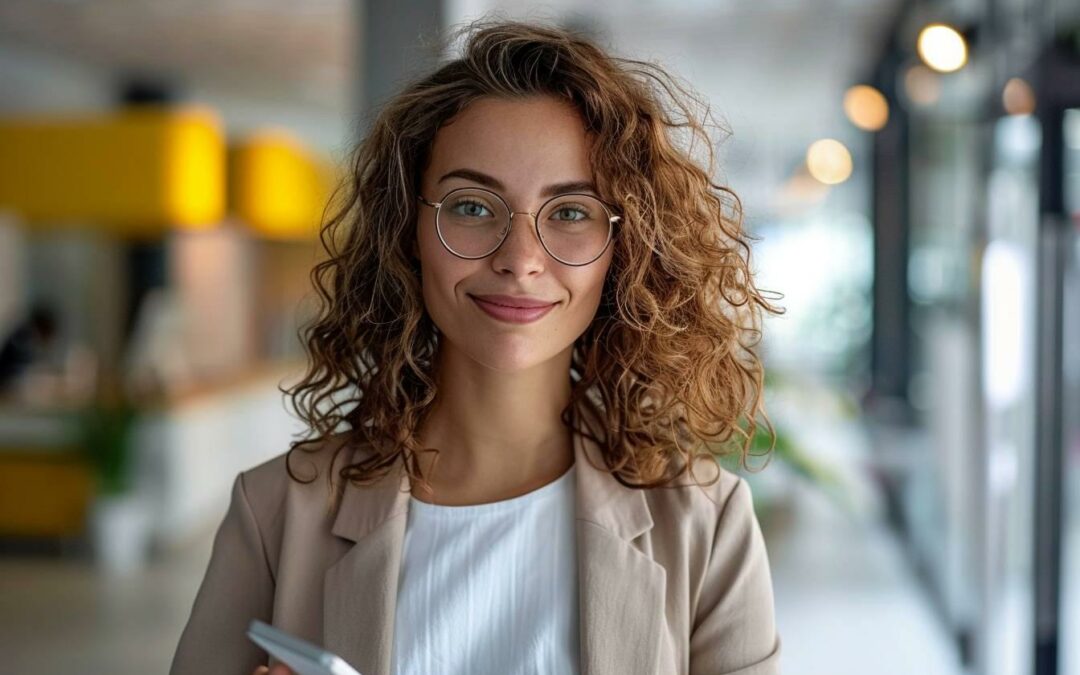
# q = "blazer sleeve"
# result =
<box><xmin>170</xmin><ymin>471</ymin><xmax>275</xmax><ymax>675</ymax></box>
<box><xmin>688</xmin><ymin>476</ymin><xmax>783</xmax><ymax>674</ymax></box>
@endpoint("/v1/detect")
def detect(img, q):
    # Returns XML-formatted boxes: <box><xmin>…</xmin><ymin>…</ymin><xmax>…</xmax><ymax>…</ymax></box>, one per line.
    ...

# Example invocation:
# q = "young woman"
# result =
<box><xmin>171</xmin><ymin>18</ymin><xmax>785</xmax><ymax>675</ymax></box>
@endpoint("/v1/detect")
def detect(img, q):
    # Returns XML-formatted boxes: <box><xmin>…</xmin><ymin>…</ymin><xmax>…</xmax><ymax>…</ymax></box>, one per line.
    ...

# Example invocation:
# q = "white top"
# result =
<box><xmin>390</xmin><ymin>463</ymin><xmax>580</xmax><ymax>675</ymax></box>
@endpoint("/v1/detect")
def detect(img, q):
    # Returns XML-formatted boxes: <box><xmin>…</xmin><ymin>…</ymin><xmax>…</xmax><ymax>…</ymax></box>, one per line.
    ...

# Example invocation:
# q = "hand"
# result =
<box><xmin>253</xmin><ymin>665</ymin><xmax>294</xmax><ymax>675</ymax></box>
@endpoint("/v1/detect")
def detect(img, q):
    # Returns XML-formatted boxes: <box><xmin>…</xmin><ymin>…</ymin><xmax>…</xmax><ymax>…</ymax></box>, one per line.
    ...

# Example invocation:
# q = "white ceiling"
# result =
<box><xmin>0</xmin><ymin>0</ymin><xmax>354</xmax><ymax>154</ymax></box>
<box><xmin>0</xmin><ymin>0</ymin><xmax>902</xmax><ymax>214</ymax></box>
<box><xmin>0</xmin><ymin>0</ymin><xmax>353</xmax><ymax>109</ymax></box>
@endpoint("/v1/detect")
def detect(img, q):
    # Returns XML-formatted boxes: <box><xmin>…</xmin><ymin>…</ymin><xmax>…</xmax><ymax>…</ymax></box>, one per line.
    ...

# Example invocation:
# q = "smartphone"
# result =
<box><xmin>246</xmin><ymin>619</ymin><xmax>363</xmax><ymax>675</ymax></box>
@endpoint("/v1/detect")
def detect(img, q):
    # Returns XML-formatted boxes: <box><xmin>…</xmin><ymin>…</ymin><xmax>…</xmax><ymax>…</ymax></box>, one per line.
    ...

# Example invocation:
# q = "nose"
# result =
<box><xmin>491</xmin><ymin>211</ymin><xmax>548</xmax><ymax>271</ymax></box>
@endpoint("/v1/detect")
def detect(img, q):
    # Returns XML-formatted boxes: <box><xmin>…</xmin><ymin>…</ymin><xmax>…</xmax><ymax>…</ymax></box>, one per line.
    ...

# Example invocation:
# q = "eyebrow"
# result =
<box><xmin>437</xmin><ymin>168</ymin><xmax>598</xmax><ymax>199</ymax></box>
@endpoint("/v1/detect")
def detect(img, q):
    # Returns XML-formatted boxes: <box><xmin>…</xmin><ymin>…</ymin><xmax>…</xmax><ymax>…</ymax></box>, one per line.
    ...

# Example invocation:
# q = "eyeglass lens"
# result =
<box><xmin>436</xmin><ymin>188</ymin><xmax>611</xmax><ymax>264</ymax></box>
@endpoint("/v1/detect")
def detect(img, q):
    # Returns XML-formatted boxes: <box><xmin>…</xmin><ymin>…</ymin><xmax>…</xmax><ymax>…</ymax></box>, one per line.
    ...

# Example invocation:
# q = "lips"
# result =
<box><xmin>470</xmin><ymin>294</ymin><xmax>557</xmax><ymax>309</ymax></box>
<box><xmin>469</xmin><ymin>294</ymin><xmax>558</xmax><ymax>324</ymax></box>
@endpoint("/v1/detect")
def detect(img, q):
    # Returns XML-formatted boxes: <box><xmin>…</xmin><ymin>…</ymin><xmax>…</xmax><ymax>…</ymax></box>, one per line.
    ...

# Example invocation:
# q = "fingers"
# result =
<box><xmin>269</xmin><ymin>665</ymin><xmax>295</xmax><ymax>675</ymax></box>
<box><xmin>253</xmin><ymin>668</ymin><xmax>269</xmax><ymax>675</ymax></box>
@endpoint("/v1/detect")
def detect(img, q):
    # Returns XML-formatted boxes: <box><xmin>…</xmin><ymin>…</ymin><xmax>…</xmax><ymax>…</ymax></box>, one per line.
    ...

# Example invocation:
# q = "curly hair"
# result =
<box><xmin>281</xmin><ymin>17</ymin><xmax>785</xmax><ymax>510</ymax></box>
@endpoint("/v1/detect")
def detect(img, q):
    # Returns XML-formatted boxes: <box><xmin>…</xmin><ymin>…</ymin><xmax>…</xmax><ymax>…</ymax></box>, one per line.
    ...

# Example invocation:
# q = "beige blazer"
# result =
<box><xmin>170</xmin><ymin>414</ymin><xmax>783</xmax><ymax>675</ymax></box>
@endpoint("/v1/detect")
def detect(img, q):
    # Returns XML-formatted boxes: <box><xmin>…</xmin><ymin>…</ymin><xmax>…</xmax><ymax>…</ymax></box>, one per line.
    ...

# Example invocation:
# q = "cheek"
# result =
<box><xmin>417</xmin><ymin>219</ymin><xmax>451</xmax><ymax>280</ymax></box>
<box><xmin>563</xmin><ymin>265</ymin><xmax>611</xmax><ymax>327</ymax></box>
<box><xmin>419</xmin><ymin>256</ymin><xmax>458</xmax><ymax>314</ymax></box>
<box><xmin>416</xmin><ymin>227</ymin><xmax>470</xmax><ymax>327</ymax></box>
<box><xmin>582</xmin><ymin>251</ymin><xmax>614</xmax><ymax>302</ymax></box>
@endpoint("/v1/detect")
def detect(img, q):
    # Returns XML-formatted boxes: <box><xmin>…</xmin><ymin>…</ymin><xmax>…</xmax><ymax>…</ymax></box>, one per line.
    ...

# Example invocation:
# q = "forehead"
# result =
<box><xmin>424</xmin><ymin>96</ymin><xmax>594</xmax><ymax>190</ymax></box>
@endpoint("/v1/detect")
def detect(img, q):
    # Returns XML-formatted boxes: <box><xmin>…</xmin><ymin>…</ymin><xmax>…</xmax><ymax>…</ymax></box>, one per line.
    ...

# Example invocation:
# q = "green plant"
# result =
<box><xmin>78</xmin><ymin>402</ymin><xmax>139</xmax><ymax>496</ymax></box>
<box><xmin>710</xmin><ymin>405</ymin><xmax>857</xmax><ymax>516</ymax></box>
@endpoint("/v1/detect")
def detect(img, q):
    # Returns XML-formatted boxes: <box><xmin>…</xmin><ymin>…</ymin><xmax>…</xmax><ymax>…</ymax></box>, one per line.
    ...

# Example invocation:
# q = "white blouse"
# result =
<box><xmin>390</xmin><ymin>463</ymin><xmax>580</xmax><ymax>675</ymax></box>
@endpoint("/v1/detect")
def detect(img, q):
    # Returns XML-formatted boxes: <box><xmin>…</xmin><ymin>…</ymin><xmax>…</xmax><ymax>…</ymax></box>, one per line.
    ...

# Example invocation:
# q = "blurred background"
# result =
<box><xmin>0</xmin><ymin>1</ymin><xmax>1078</xmax><ymax>673</ymax></box>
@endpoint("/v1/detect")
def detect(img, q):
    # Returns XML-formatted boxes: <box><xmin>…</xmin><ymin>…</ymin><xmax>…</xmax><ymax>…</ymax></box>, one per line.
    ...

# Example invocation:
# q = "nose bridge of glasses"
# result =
<box><xmin>508</xmin><ymin>209</ymin><xmax>539</xmax><ymax>222</ymax></box>
<box><xmin>501</xmin><ymin>210</ymin><xmax>544</xmax><ymax>250</ymax></box>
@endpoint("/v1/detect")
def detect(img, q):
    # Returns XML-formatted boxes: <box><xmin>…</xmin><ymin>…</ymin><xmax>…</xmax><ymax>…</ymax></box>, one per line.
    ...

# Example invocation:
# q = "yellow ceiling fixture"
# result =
<box><xmin>229</xmin><ymin>129</ymin><xmax>336</xmax><ymax>241</ymax></box>
<box><xmin>917</xmin><ymin>23</ymin><xmax>968</xmax><ymax>73</ymax></box>
<box><xmin>843</xmin><ymin>84</ymin><xmax>890</xmax><ymax>131</ymax></box>
<box><xmin>806</xmin><ymin>138</ymin><xmax>853</xmax><ymax>185</ymax></box>
<box><xmin>0</xmin><ymin>105</ymin><xmax>225</xmax><ymax>236</ymax></box>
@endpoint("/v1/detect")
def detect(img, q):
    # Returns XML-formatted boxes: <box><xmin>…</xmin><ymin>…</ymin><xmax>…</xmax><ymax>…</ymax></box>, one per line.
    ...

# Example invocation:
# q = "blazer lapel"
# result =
<box><xmin>322</xmin><ymin>405</ymin><xmax>666</xmax><ymax>675</ymax></box>
<box><xmin>323</xmin><ymin>451</ymin><xmax>411</xmax><ymax>675</ymax></box>
<box><xmin>573</xmin><ymin>405</ymin><xmax>667</xmax><ymax>675</ymax></box>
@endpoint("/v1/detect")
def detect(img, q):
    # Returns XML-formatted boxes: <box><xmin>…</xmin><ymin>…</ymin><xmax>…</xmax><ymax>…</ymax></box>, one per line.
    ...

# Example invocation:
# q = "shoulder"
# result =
<box><xmin>235</xmin><ymin>431</ymin><xmax>359</xmax><ymax>524</ymax></box>
<box><xmin>644</xmin><ymin>457</ymin><xmax>750</xmax><ymax>530</ymax></box>
<box><xmin>640</xmin><ymin>457</ymin><xmax>762</xmax><ymax>576</ymax></box>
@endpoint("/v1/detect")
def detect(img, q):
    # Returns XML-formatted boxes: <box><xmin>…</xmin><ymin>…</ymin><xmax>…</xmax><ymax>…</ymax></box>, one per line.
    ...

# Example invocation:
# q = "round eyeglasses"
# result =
<box><xmin>417</xmin><ymin>187</ymin><xmax>621</xmax><ymax>266</ymax></box>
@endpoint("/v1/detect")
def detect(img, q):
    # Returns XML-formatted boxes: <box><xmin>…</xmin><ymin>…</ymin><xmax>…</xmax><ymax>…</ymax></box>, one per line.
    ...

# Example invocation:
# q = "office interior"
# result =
<box><xmin>0</xmin><ymin>1</ymin><xmax>1078</xmax><ymax>674</ymax></box>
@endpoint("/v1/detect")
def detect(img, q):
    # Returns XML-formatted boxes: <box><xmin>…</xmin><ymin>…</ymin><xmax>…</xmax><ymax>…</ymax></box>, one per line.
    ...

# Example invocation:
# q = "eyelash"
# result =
<box><xmin>450</xmin><ymin>200</ymin><xmax>591</xmax><ymax>220</ymax></box>
<box><xmin>452</xmin><ymin>199</ymin><xmax>494</xmax><ymax>217</ymax></box>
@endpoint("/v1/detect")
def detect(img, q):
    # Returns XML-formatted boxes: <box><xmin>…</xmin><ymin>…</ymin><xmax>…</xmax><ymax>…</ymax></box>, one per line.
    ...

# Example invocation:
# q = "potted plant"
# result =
<box><xmin>79</xmin><ymin>397</ymin><xmax>152</xmax><ymax>575</ymax></box>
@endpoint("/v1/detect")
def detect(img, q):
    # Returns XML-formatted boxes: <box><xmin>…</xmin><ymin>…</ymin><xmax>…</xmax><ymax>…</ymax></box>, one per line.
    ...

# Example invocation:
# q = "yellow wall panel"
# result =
<box><xmin>0</xmin><ymin>105</ymin><xmax>225</xmax><ymax>235</ymax></box>
<box><xmin>230</xmin><ymin>129</ymin><xmax>335</xmax><ymax>240</ymax></box>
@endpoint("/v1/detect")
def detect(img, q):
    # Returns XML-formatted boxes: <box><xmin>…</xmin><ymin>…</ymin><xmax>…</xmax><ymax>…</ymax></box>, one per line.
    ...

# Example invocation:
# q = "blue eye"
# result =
<box><xmin>551</xmin><ymin>206</ymin><xmax>588</xmax><ymax>221</ymax></box>
<box><xmin>450</xmin><ymin>199</ymin><xmax>493</xmax><ymax>218</ymax></box>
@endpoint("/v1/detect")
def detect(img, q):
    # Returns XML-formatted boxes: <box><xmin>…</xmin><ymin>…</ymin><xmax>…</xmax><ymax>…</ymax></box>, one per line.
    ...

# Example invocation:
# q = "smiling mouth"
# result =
<box><xmin>468</xmin><ymin>294</ymin><xmax>558</xmax><ymax>309</ymax></box>
<box><xmin>469</xmin><ymin>295</ymin><xmax>558</xmax><ymax>324</ymax></box>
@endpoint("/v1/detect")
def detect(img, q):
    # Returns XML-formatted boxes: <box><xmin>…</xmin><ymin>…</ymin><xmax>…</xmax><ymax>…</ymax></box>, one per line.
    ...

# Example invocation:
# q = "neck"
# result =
<box><xmin>411</xmin><ymin>342</ymin><xmax>576</xmax><ymax>505</ymax></box>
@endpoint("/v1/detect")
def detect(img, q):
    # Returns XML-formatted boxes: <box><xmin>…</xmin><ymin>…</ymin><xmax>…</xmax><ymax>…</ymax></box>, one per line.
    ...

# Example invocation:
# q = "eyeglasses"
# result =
<box><xmin>417</xmin><ymin>186</ymin><xmax>621</xmax><ymax>266</ymax></box>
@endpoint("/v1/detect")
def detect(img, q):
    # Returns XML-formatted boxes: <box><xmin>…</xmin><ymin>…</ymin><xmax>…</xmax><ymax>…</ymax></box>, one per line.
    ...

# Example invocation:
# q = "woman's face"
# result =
<box><xmin>415</xmin><ymin>95</ymin><xmax>614</xmax><ymax>373</ymax></box>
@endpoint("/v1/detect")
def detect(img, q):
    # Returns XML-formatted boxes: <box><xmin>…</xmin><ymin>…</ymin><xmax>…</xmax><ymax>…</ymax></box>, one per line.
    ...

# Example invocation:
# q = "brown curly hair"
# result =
<box><xmin>281</xmin><ymin>17</ymin><xmax>785</xmax><ymax>509</ymax></box>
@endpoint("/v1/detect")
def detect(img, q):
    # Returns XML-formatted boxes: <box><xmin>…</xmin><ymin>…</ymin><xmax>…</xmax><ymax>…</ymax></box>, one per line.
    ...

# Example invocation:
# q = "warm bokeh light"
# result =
<box><xmin>903</xmin><ymin>64</ymin><xmax>942</xmax><ymax>106</ymax></box>
<box><xmin>917</xmin><ymin>23</ymin><xmax>968</xmax><ymax>73</ymax></box>
<box><xmin>1002</xmin><ymin>77</ymin><xmax>1036</xmax><ymax>116</ymax></box>
<box><xmin>806</xmin><ymin>138</ymin><xmax>853</xmax><ymax>185</ymax></box>
<box><xmin>773</xmin><ymin>168</ymin><xmax>831</xmax><ymax>215</ymax></box>
<box><xmin>843</xmin><ymin>84</ymin><xmax>890</xmax><ymax>131</ymax></box>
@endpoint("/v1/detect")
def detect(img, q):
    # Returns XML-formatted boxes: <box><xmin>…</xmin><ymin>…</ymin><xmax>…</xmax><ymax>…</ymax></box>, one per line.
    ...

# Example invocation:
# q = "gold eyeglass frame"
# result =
<box><xmin>417</xmin><ymin>186</ymin><xmax>621</xmax><ymax>267</ymax></box>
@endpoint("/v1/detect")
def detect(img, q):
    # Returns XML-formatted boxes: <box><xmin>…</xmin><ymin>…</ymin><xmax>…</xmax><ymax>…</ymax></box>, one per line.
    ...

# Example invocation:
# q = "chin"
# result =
<box><xmin>466</xmin><ymin>339</ymin><xmax>560</xmax><ymax>374</ymax></box>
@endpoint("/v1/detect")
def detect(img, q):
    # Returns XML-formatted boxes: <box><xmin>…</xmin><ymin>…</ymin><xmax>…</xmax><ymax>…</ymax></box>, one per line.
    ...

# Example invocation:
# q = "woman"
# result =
<box><xmin>171</xmin><ymin>18</ymin><xmax>785</xmax><ymax>675</ymax></box>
